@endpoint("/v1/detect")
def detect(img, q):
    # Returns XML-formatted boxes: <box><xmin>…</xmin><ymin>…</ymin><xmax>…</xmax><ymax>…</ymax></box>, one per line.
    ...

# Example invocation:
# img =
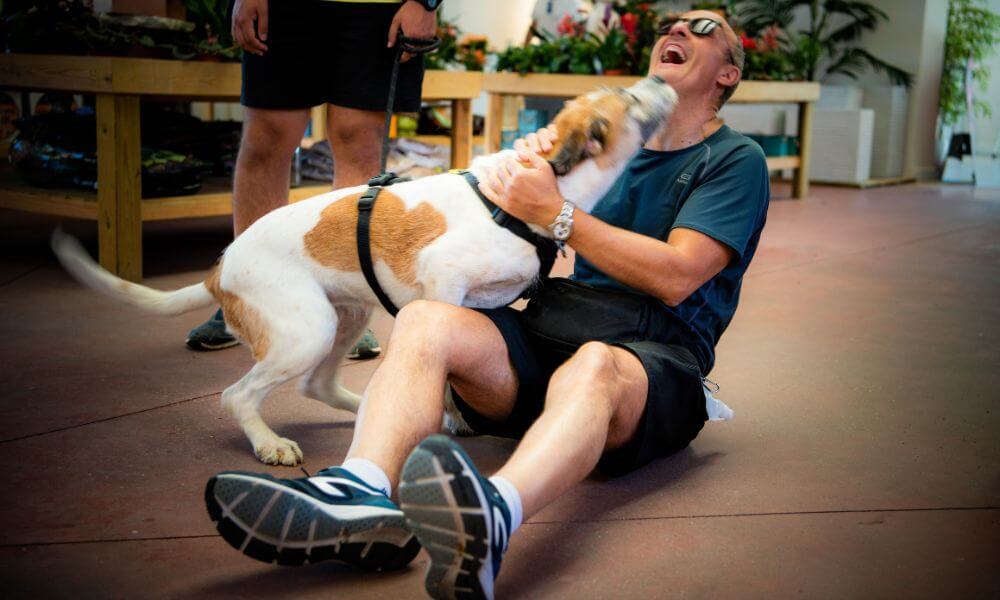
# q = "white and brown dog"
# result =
<box><xmin>53</xmin><ymin>77</ymin><xmax>676</xmax><ymax>466</ymax></box>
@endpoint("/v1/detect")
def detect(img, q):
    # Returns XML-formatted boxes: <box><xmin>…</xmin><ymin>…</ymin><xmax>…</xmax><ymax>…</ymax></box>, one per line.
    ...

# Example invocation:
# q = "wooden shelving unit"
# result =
<box><xmin>0</xmin><ymin>55</ymin><xmax>482</xmax><ymax>281</ymax></box>
<box><xmin>482</xmin><ymin>73</ymin><xmax>820</xmax><ymax>199</ymax></box>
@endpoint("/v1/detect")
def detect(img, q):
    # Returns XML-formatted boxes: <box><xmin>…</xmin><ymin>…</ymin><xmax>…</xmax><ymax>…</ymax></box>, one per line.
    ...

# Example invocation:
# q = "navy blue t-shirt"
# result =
<box><xmin>573</xmin><ymin>125</ymin><xmax>770</xmax><ymax>373</ymax></box>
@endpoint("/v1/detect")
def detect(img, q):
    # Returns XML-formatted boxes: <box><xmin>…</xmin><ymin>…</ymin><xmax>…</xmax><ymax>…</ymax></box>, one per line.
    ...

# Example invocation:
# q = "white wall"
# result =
<box><xmin>440</xmin><ymin>0</ymin><xmax>535</xmax><ymax>50</ymax></box>
<box><xmin>974</xmin><ymin>0</ymin><xmax>1000</xmax><ymax>154</ymax></box>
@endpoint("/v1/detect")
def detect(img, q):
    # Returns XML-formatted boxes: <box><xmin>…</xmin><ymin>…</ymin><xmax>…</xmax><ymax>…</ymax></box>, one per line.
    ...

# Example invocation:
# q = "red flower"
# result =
<box><xmin>622</xmin><ymin>13</ymin><xmax>638</xmax><ymax>36</ymax></box>
<box><xmin>761</xmin><ymin>26</ymin><xmax>781</xmax><ymax>51</ymax></box>
<box><xmin>741</xmin><ymin>34</ymin><xmax>757</xmax><ymax>50</ymax></box>
<box><xmin>557</xmin><ymin>13</ymin><xmax>574</xmax><ymax>36</ymax></box>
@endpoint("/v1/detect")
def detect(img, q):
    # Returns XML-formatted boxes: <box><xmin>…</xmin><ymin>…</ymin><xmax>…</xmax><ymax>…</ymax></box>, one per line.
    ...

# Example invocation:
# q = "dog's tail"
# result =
<box><xmin>51</xmin><ymin>228</ymin><xmax>217</xmax><ymax>316</ymax></box>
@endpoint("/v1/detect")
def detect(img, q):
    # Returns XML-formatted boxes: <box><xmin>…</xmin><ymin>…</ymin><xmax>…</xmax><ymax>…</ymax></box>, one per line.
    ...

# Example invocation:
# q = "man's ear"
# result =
<box><xmin>717</xmin><ymin>63</ymin><xmax>741</xmax><ymax>90</ymax></box>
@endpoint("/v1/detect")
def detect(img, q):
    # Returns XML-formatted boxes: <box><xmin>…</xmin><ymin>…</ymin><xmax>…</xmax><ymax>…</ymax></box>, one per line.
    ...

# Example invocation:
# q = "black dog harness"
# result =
<box><xmin>355</xmin><ymin>171</ymin><xmax>557</xmax><ymax>316</ymax></box>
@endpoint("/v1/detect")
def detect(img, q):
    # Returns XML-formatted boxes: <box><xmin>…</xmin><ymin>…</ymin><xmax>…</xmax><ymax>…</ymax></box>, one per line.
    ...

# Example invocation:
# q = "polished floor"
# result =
<box><xmin>0</xmin><ymin>182</ymin><xmax>997</xmax><ymax>598</ymax></box>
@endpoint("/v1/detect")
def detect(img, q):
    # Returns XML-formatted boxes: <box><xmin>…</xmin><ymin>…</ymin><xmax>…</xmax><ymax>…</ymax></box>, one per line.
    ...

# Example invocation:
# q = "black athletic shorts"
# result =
<box><xmin>450</xmin><ymin>289</ymin><xmax>709</xmax><ymax>477</ymax></box>
<box><xmin>235</xmin><ymin>0</ymin><xmax>425</xmax><ymax>111</ymax></box>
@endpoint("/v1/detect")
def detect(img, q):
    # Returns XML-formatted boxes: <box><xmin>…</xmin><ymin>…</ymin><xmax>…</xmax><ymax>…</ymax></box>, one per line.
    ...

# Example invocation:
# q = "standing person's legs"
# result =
<box><xmin>233</xmin><ymin>108</ymin><xmax>311</xmax><ymax>235</ymax></box>
<box><xmin>324</xmin><ymin>104</ymin><xmax>390</xmax><ymax>358</ymax></box>
<box><xmin>326</xmin><ymin>104</ymin><xmax>385</xmax><ymax>189</ymax></box>
<box><xmin>186</xmin><ymin>107</ymin><xmax>309</xmax><ymax>351</ymax></box>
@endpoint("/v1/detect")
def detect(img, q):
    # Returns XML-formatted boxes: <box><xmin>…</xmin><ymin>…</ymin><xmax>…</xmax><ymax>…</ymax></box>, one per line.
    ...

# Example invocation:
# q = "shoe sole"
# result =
<box><xmin>347</xmin><ymin>346</ymin><xmax>382</xmax><ymax>360</ymax></box>
<box><xmin>399</xmin><ymin>436</ymin><xmax>494</xmax><ymax>600</ymax></box>
<box><xmin>186</xmin><ymin>338</ymin><xmax>240</xmax><ymax>351</ymax></box>
<box><xmin>205</xmin><ymin>472</ymin><xmax>418</xmax><ymax>570</ymax></box>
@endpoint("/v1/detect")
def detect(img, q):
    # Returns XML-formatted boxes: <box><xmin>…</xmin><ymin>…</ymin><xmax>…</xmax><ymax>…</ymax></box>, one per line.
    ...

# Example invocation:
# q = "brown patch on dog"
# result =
<box><xmin>204</xmin><ymin>262</ymin><xmax>271</xmax><ymax>361</ymax></box>
<box><xmin>304</xmin><ymin>190</ymin><xmax>447</xmax><ymax>285</ymax></box>
<box><xmin>542</xmin><ymin>91</ymin><xmax>631</xmax><ymax>173</ymax></box>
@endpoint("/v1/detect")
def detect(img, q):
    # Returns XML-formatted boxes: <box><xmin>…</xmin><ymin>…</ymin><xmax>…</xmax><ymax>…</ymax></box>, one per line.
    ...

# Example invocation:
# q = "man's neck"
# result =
<box><xmin>645</xmin><ymin>97</ymin><xmax>722</xmax><ymax>152</ymax></box>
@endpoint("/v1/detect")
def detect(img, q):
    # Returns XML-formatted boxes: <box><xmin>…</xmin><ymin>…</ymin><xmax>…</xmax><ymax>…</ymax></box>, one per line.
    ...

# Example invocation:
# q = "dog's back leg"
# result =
<box><xmin>220</xmin><ymin>287</ymin><xmax>338</xmax><ymax>466</ymax></box>
<box><xmin>300</xmin><ymin>303</ymin><xmax>372</xmax><ymax>413</ymax></box>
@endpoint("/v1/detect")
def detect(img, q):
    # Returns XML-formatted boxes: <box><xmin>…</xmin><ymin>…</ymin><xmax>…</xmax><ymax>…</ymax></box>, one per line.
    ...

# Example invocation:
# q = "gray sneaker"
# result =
<box><xmin>186</xmin><ymin>308</ymin><xmax>239</xmax><ymax>351</ymax></box>
<box><xmin>347</xmin><ymin>329</ymin><xmax>381</xmax><ymax>360</ymax></box>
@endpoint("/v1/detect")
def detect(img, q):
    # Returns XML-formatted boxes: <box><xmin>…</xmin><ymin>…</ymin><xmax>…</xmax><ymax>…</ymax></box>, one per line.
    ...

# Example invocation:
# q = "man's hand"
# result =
<box><xmin>388</xmin><ymin>1</ymin><xmax>438</xmax><ymax>63</ymax></box>
<box><xmin>232</xmin><ymin>0</ymin><xmax>268</xmax><ymax>55</ymax></box>
<box><xmin>479</xmin><ymin>128</ymin><xmax>565</xmax><ymax>228</ymax></box>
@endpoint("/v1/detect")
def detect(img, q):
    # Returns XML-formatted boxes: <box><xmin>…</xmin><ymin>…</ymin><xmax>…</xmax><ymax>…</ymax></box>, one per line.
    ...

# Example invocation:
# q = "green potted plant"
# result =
<box><xmin>735</xmin><ymin>0</ymin><xmax>912</xmax><ymax>87</ymax></box>
<box><xmin>937</xmin><ymin>0</ymin><xmax>1000</xmax><ymax>167</ymax></box>
<box><xmin>595</xmin><ymin>27</ymin><xmax>630</xmax><ymax>75</ymax></box>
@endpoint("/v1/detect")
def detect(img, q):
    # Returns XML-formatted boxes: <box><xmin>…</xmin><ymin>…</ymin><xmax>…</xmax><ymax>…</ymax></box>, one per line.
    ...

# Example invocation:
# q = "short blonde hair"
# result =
<box><xmin>719</xmin><ymin>25</ymin><xmax>744</xmax><ymax>107</ymax></box>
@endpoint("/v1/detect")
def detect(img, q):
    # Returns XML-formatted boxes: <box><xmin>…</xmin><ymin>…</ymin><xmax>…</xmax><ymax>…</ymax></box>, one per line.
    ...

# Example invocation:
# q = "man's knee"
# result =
<box><xmin>328</xmin><ymin>112</ymin><xmax>382</xmax><ymax>151</ymax></box>
<box><xmin>391</xmin><ymin>300</ymin><xmax>464</xmax><ymax>356</ymax></box>
<box><xmin>548</xmin><ymin>342</ymin><xmax>620</xmax><ymax>409</ymax></box>
<box><xmin>240</xmin><ymin>110</ymin><xmax>307</xmax><ymax>164</ymax></box>
<box><xmin>570</xmin><ymin>342</ymin><xmax>621</xmax><ymax>382</ymax></box>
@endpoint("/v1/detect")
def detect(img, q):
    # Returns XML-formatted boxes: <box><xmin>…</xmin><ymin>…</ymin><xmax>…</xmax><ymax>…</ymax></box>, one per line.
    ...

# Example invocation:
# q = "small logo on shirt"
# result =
<box><xmin>677</xmin><ymin>173</ymin><xmax>692</xmax><ymax>185</ymax></box>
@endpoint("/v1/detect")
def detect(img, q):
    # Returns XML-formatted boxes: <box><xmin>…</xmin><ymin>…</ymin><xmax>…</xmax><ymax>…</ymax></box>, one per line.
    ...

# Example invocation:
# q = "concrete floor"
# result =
<box><xmin>0</xmin><ymin>182</ymin><xmax>997</xmax><ymax>598</ymax></box>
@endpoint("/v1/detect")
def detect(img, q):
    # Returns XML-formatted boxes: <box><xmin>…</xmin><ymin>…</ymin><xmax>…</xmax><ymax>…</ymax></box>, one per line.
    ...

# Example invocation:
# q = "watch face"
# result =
<box><xmin>553</xmin><ymin>222</ymin><xmax>571</xmax><ymax>241</ymax></box>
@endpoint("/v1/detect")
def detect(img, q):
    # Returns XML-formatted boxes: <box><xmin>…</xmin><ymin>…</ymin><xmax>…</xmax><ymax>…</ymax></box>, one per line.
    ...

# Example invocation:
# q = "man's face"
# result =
<box><xmin>648</xmin><ymin>10</ymin><xmax>738</xmax><ymax>103</ymax></box>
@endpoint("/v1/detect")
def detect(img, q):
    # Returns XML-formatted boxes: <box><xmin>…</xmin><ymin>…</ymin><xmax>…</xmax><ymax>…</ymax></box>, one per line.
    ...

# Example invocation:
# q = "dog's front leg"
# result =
<box><xmin>420</xmin><ymin>275</ymin><xmax>468</xmax><ymax>307</ymax></box>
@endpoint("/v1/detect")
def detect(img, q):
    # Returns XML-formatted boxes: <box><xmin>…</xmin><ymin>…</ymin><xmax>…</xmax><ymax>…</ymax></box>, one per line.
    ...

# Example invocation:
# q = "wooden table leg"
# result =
<box><xmin>450</xmin><ymin>99</ymin><xmax>473</xmax><ymax>169</ymax></box>
<box><xmin>793</xmin><ymin>100</ymin><xmax>814</xmax><ymax>199</ymax></box>
<box><xmin>485</xmin><ymin>92</ymin><xmax>504</xmax><ymax>153</ymax></box>
<box><xmin>96</xmin><ymin>93</ymin><xmax>143</xmax><ymax>282</ymax></box>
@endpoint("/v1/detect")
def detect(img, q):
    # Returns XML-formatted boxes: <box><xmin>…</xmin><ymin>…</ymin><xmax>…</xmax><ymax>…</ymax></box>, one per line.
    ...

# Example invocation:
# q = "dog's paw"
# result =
<box><xmin>255</xmin><ymin>438</ymin><xmax>304</xmax><ymax>466</ymax></box>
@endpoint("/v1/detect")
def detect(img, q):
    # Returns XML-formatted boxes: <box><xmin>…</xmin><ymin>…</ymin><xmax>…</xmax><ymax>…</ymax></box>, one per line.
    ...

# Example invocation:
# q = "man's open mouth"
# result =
<box><xmin>661</xmin><ymin>43</ymin><xmax>688</xmax><ymax>65</ymax></box>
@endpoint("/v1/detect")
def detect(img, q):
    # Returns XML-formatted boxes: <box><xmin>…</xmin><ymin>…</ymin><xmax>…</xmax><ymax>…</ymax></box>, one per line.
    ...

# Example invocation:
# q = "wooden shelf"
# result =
<box><xmin>765</xmin><ymin>156</ymin><xmax>801</xmax><ymax>171</ymax></box>
<box><xmin>482</xmin><ymin>73</ymin><xmax>818</xmax><ymax>200</ymax></box>
<box><xmin>0</xmin><ymin>54</ymin><xmax>483</xmax><ymax>280</ymax></box>
<box><xmin>0</xmin><ymin>169</ymin><xmax>331</xmax><ymax>222</ymax></box>
<box><xmin>0</xmin><ymin>54</ymin><xmax>483</xmax><ymax>101</ymax></box>
<box><xmin>482</xmin><ymin>72</ymin><xmax>820</xmax><ymax>103</ymax></box>
<box><xmin>403</xmin><ymin>134</ymin><xmax>486</xmax><ymax>147</ymax></box>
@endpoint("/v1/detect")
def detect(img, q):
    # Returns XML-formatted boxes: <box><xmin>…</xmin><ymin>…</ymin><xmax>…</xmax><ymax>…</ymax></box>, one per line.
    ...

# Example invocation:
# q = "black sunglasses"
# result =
<box><xmin>657</xmin><ymin>16</ymin><xmax>723</xmax><ymax>37</ymax></box>
<box><xmin>657</xmin><ymin>16</ymin><xmax>735</xmax><ymax>65</ymax></box>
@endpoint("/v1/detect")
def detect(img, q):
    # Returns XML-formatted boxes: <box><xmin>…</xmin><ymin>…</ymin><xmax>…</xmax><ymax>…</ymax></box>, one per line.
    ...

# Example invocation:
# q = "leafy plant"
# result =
<box><xmin>1</xmin><ymin>0</ymin><xmax>239</xmax><ymax>60</ymax></box>
<box><xmin>938</xmin><ymin>0</ymin><xmax>1000</xmax><ymax>125</ymax></box>
<box><xmin>742</xmin><ymin>26</ymin><xmax>796</xmax><ymax>80</ymax></box>
<box><xmin>595</xmin><ymin>25</ymin><xmax>631</xmax><ymax>72</ymax></box>
<box><xmin>734</xmin><ymin>0</ymin><xmax>913</xmax><ymax>87</ymax></box>
<box><xmin>423</xmin><ymin>14</ymin><xmax>487</xmax><ymax>71</ymax></box>
<box><xmin>495</xmin><ymin>0</ymin><xmax>663</xmax><ymax>76</ymax></box>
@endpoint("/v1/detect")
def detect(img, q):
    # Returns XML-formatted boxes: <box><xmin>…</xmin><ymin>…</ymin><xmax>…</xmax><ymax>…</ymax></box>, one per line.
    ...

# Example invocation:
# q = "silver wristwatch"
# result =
<box><xmin>547</xmin><ymin>199</ymin><xmax>576</xmax><ymax>252</ymax></box>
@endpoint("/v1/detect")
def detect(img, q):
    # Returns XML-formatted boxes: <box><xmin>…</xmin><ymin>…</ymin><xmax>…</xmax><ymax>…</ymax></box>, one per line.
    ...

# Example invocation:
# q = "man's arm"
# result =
<box><xmin>479</xmin><ymin>150</ymin><xmax>733</xmax><ymax>307</ymax></box>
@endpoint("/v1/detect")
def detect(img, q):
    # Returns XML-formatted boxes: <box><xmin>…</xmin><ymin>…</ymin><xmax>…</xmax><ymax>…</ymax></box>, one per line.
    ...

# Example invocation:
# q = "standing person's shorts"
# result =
<box><xmin>449</xmin><ymin>279</ymin><xmax>710</xmax><ymax>476</ymax></box>
<box><xmin>235</xmin><ymin>0</ymin><xmax>425</xmax><ymax>111</ymax></box>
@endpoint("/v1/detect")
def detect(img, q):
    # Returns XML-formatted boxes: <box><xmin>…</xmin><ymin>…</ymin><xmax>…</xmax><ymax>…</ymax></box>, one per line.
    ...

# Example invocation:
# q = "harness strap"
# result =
<box><xmin>455</xmin><ymin>170</ymin><xmax>558</xmax><ymax>283</ymax></box>
<box><xmin>356</xmin><ymin>174</ymin><xmax>409</xmax><ymax>316</ymax></box>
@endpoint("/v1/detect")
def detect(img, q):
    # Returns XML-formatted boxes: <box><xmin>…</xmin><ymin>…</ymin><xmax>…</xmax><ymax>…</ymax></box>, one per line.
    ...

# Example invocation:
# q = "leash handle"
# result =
<box><xmin>380</xmin><ymin>35</ymin><xmax>441</xmax><ymax>174</ymax></box>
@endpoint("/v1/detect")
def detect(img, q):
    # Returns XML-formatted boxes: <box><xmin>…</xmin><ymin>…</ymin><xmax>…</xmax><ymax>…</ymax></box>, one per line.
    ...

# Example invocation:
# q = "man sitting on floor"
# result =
<box><xmin>203</xmin><ymin>10</ymin><xmax>769</xmax><ymax>599</ymax></box>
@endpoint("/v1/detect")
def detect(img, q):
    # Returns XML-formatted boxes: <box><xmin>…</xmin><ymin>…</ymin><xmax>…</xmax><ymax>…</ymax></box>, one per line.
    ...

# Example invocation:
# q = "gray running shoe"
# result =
<box><xmin>186</xmin><ymin>308</ymin><xmax>239</xmax><ymax>351</ymax></box>
<box><xmin>347</xmin><ymin>328</ymin><xmax>381</xmax><ymax>360</ymax></box>
<box><xmin>205</xmin><ymin>467</ymin><xmax>420</xmax><ymax>570</ymax></box>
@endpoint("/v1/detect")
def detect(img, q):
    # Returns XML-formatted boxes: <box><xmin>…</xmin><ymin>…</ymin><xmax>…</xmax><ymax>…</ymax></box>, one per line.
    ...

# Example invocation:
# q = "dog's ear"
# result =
<box><xmin>585</xmin><ymin>117</ymin><xmax>609</xmax><ymax>157</ymax></box>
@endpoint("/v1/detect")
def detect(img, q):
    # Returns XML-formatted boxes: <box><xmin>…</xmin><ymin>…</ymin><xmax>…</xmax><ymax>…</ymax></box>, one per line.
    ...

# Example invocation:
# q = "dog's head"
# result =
<box><xmin>543</xmin><ymin>77</ymin><xmax>677</xmax><ymax>177</ymax></box>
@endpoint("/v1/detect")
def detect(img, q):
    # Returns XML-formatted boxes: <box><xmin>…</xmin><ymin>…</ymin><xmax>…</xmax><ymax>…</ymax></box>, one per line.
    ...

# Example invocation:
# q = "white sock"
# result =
<box><xmin>489</xmin><ymin>475</ymin><xmax>523</xmax><ymax>534</ymax></box>
<box><xmin>340</xmin><ymin>458</ymin><xmax>392</xmax><ymax>498</ymax></box>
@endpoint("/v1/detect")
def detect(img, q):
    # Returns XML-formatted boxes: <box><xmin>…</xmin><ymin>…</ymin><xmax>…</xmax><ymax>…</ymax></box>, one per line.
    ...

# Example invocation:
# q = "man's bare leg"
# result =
<box><xmin>493</xmin><ymin>342</ymin><xmax>648</xmax><ymax>518</ymax></box>
<box><xmin>233</xmin><ymin>108</ymin><xmax>311</xmax><ymax>235</ymax></box>
<box><xmin>346</xmin><ymin>300</ymin><xmax>520</xmax><ymax>488</ymax></box>
<box><xmin>325</xmin><ymin>104</ymin><xmax>389</xmax><ymax>358</ymax></box>
<box><xmin>187</xmin><ymin>108</ymin><xmax>309</xmax><ymax>350</ymax></box>
<box><xmin>326</xmin><ymin>104</ymin><xmax>384</xmax><ymax>188</ymax></box>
